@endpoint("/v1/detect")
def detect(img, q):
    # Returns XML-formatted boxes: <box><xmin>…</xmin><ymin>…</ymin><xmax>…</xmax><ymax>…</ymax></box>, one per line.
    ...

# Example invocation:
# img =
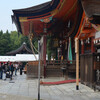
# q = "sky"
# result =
<box><xmin>0</xmin><ymin>0</ymin><xmax>51</xmax><ymax>33</ymax></box>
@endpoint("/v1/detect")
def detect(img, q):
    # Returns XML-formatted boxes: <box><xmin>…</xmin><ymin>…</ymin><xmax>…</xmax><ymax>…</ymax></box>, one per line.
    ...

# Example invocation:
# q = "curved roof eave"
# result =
<box><xmin>12</xmin><ymin>0</ymin><xmax>61</xmax><ymax>34</ymax></box>
<box><xmin>81</xmin><ymin>0</ymin><xmax>100</xmax><ymax>24</ymax></box>
<box><xmin>12</xmin><ymin>0</ymin><xmax>60</xmax><ymax>17</ymax></box>
<box><xmin>6</xmin><ymin>43</ymin><xmax>32</xmax><ymax>55</ymax></box>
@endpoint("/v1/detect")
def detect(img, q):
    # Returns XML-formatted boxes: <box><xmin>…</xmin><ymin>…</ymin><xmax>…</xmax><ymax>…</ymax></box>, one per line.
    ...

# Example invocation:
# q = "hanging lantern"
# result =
<box><xmin>94</xmin><ymin>40</ymin><xmax>95</xmax><ymax>44</ymax></box>
<box><xmin>88</xmin><ymin>38</ymin><xmax>90</xmax><ymax>44</ymax></box>
<box><xmin>44</xmin><ymin>28</ymin><xmax>47</xmax><ymax>33</ymax></box>
<box><xmin>81</xmin><ymin>40</ymin><xmax>84</xmax><ymax>45</ymax></box>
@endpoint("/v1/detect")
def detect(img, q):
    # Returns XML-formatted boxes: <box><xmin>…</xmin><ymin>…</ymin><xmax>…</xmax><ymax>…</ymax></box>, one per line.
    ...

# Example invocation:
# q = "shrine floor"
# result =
<box><xmin>0</xmin><ymin>72</ymin><xmax>100</xmax><ymax>100</ymax></box>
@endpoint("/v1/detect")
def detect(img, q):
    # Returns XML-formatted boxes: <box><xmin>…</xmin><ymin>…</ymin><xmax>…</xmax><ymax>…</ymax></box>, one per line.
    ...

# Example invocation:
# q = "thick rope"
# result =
<box><xmin>31</xmin><ymin>41</ymin><xmax>39</xmax><ymax>53</ymax></box>
<box><xmin>28</xmin><ymin>35</ymin><xmax>37</xmax><ymax>60</ymax></box>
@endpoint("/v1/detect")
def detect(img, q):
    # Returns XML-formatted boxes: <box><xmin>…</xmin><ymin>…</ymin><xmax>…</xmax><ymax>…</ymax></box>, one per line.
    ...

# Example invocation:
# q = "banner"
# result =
<box><xmin>68</xmin><ymin>37</ymin><xmax>72</xmax><ymax>63</ymax></box>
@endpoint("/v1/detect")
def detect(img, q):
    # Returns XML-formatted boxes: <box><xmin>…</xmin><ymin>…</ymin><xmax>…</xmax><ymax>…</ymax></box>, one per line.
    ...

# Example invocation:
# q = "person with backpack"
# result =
<box><xmin>6</xmin><ymin>62</ymin><xmax>12</xmax><ymax>80</ymax></box>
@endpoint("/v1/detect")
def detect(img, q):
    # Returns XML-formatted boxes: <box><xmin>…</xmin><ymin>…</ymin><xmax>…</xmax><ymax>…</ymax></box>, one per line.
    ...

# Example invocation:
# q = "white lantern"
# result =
<box><xmin>94</xmin><ymin>40</ymin><xmax>95</xmax><ymax>44</ymax></box>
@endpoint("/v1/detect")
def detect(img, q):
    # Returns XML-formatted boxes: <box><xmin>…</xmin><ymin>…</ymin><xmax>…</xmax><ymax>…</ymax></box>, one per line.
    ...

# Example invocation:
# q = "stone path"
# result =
<box><xmin>0</xmin><ymin>73</ymin><xmax>100</xmax><ymax>100</ymax></box>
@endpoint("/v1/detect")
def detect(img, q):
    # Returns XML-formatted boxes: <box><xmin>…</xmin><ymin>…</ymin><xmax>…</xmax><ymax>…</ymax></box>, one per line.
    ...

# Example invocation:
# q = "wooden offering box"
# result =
<box><xmin>27</xmin><ymin>61</ymin><xmax>44</xmax><ymax>78</ymax></box>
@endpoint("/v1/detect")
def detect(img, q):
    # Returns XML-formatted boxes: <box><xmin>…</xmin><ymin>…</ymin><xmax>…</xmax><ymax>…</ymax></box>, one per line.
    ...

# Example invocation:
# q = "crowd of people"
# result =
<box><xmin>0</xmin><ymin>62</ymin><xmax>24</xmax><ymax>80</ymax></box>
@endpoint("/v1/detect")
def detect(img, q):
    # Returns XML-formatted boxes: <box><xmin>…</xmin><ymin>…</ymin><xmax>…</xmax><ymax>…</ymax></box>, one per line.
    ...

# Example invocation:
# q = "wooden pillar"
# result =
<box><xmin>75</xmin><ymin>38</ymin><xmax>79</xmax><ymax>90</ymax></box>
<box><xmin>81</xmin><ymin>40</ymin><xmax>84</xmax><ymax>54</ymax></box>
<box><xmin>43</xmin><ymin>35</ymin><xmax>46</xmax><ymax>77</ymax></box>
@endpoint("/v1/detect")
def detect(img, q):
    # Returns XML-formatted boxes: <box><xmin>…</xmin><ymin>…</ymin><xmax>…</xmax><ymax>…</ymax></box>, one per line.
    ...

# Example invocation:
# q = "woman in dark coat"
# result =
<box><xmin>0</xmin><ymin>63</ymin><xmax>3</xmax><ymax>79</ymax></box>
<box><xmin>19</xmin><ymin>63</ymin><xmax>23</xmax><ymax>75</ymax></box>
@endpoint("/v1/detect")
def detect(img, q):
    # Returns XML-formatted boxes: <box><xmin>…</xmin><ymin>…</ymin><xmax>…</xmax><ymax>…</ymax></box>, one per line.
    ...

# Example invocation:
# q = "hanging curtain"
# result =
<box><xmin>68</xmin><ymin>37</ymin><xmax>72</xmax><ymax>63</ymax></box>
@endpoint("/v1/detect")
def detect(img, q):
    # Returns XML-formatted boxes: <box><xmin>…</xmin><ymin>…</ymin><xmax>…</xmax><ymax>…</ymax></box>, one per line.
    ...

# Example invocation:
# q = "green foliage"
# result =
<box><xmin>10</xmin><ymin>31</ymin><xmax>22</xmax><ymax>50</ymax></box>
<box><xmin>32</xmin><ymin>38</ymin><xmax>38</xmax><ymax>53</ymax></box>
<box><xmin>20</xmin><ymin>35</ymin><xmax>30</xmax><ymax>49</ymax></box>
<box><xmin>0</xmin><ymin>30</ymin><xmax>11</xmax><ymax>55</ymax></box>
<box><xmin>0</xmin><ymin>30</ymin><xmax>31</xmax><ymax>55</ymax></box>
<box><xmin>0</xmin><ymin>30</ymin><xmax>53</xmax><ymax>59</ymax></box>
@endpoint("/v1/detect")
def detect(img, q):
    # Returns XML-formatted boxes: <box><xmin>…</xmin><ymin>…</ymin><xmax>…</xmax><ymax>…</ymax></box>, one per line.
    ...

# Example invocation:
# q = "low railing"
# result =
<box><xmin>46</xmin><ymin>60</ymin><xmax>76</xmax><ymax>77</ymax></box>
<box><xmin>46</xmin><ymin>60</ymin><xmax>76</xmax><ymax>65</ymax></box>
<box><xmin>46</xmin><ymin>60</ymin><xmax>76</xmax><ymax>72</ymax></box>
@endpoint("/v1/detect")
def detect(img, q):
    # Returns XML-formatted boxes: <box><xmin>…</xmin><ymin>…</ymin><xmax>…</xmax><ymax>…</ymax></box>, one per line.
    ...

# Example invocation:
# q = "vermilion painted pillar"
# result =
<box><xmin>43</xmin><ymin>35</ymin><xmax>46</xmax><ymax>77</ymax></box>
<box><xmin>91</xmin><ymin>37</ymin><xmax>95</xmax><ymax>53</ymax></box>
<box><xmin>81</xmin><ymin>40</ymin><xmax>84</xmax><ymax>54</ymax></box>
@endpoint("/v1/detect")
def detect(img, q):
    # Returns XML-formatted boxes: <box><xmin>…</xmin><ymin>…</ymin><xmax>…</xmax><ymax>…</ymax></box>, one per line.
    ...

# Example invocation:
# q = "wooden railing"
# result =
<box><xmin>46</xmin><ymin>60</ymin><xmax>68</xmax><ymax>65</ymax></box>
<box><xmin>46</xmin><ymin>60</ymin><xmax>76</xmax><ymax>73</ymax></box>
<box><xmin>47</xmin><ymin>60</ymin><xmax>76</xmax><ymax>65</ymax></box>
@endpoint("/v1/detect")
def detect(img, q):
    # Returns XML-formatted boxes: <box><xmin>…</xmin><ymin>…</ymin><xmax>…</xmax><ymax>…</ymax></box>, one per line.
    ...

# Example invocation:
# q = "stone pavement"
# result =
<box><xmin>0</xmin><ymin>73</ymin><xmax>100</xmax><ymax>100</ymax></box>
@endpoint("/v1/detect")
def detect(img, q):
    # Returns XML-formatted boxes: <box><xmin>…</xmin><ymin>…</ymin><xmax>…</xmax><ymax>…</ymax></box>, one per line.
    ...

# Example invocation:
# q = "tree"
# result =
<box><xmin>0</xmin><ymin>30</ymin><xmax>3</xmax><ymax>35</ymax></box>
<box><xmin>10</xmin><ymin>31</ymin><xmax>22</xmax><ymax>50</ymax></box>
<box><xmin>0</xmin><ymin>30</ymin><xmax>52</xmax><ymax>57</ymax></box>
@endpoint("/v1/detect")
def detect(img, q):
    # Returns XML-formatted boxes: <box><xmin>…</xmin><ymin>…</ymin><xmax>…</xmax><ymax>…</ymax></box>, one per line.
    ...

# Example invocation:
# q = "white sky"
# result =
<box><xmin>0</xmin><ymin>0</ymin><xmax>51</xmax><ymax>33</ymax></box>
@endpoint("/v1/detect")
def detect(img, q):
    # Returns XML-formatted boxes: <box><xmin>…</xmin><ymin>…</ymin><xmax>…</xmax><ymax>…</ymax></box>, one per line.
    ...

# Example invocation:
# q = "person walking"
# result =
<box><xmin>4</xmin><ymin>63</ymin><xmax>9</xmax><ymax>80</ymax></box>
<box><xmin>11</xmin><ymin>63</ymin><xmax>14</xmax><ymax>76</ymax></box>
<box><xmin>14</xmin><ymin>63</ymin><xmax>18</xmax><ymax>76</ymax></box>
<box><xmin>19</xmin><ymin>63</ymin><xmax>23</xmax><ymax>75</ymax></box>
<box><xmin>3</xmin><ymin>63</ymin><xmax>6</xmax><ymax>80</ymax></box>
<box><xmin>8</xmin><ymin>62</ymin><xmax>12</xmax><ymax>80</ymax></box>
<box><xmin>0</xmin><ymin>63</ymin><xmax>3</xmax><ymax>79</ymax></box>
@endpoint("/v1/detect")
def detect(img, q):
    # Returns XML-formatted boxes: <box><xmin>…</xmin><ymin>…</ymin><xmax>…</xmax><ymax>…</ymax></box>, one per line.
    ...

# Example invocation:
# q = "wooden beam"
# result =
<box><xmin>19</xmin><ymin>17</ymin><xmax>28</xmax><ymax>22</ymax></box>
